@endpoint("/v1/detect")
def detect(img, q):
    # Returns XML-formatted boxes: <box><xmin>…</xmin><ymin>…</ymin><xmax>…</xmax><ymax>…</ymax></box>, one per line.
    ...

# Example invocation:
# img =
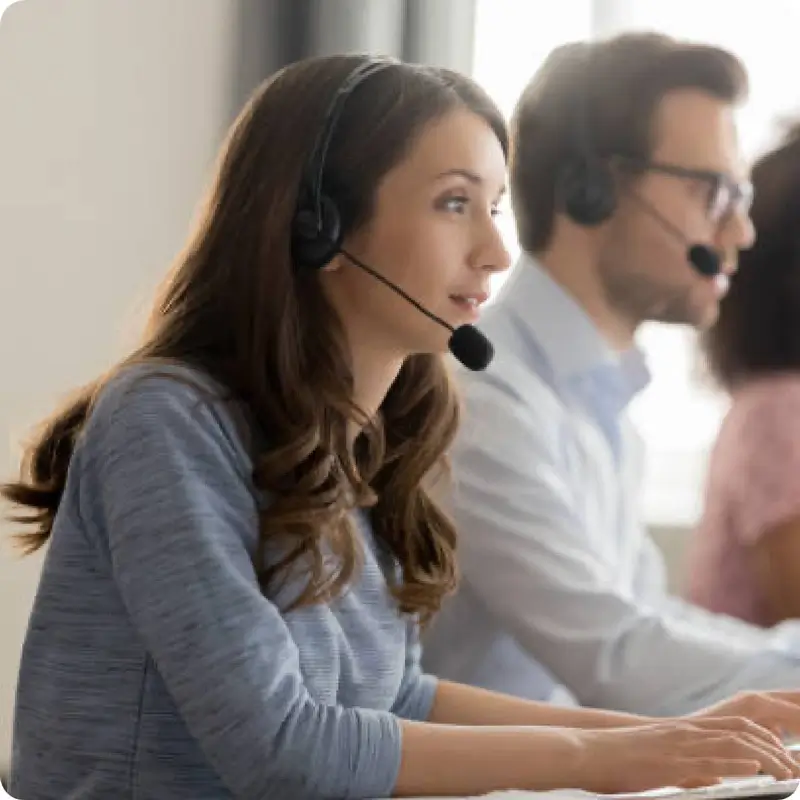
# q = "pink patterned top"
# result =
<box><xmin>685</xmin><ymin>374</ymin><xmax>800</xmax><ymax>626</ymax></box>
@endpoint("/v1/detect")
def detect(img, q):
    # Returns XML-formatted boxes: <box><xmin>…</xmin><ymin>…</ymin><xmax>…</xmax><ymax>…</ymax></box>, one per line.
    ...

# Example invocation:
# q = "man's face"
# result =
<box><xmin>598</xmin><ymin>88</ymin><xmax>756</xmax><ymax>331</ymax></box>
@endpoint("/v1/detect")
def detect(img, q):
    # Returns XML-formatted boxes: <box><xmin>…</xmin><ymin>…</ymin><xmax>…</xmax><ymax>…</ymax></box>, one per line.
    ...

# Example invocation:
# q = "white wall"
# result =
<box><xmin>0</xmin><ymin>0</ymin><xmax>276</xmax><ymax>774</ymax></box>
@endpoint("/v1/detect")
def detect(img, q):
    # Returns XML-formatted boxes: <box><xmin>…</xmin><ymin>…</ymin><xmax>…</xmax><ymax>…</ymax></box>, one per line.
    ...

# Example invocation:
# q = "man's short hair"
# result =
<box><xmin>510</xmin><ymin>32</ymin><xmax>748</xmax><ymax>254</ymax></box>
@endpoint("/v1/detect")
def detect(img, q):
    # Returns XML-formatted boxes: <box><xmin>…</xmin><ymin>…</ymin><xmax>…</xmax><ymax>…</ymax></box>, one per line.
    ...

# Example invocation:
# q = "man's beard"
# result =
<box><xmin>598</xmin><ymin>260</ymin><xmax>709</xmax><ymax>328</ymax></box>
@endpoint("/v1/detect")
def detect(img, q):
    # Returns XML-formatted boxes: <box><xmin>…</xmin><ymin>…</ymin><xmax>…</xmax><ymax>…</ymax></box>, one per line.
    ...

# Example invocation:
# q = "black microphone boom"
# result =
<box><xmin>629</xmin><ymin>192</ymin><xmax>721</xmax><ymax>278</ymax></box>
<box><xmin>339</xmin><ymin>249</ymin><xmax>494</xmax><ymax>371</ymax></box>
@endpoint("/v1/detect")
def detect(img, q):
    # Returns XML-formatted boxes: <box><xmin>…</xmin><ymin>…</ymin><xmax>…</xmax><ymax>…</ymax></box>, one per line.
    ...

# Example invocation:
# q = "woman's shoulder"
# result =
<box><xmin>712</xmin><ymin>373</ymin><xmax>800</xmax><ymax>471</ymax></box>
<box><xmin>83</xmin><ymin>360</ymin><xmax>255</xmax><ymax>467</ymax></box>
<box><xmin>730</xmin><ymin>373</ymin><xmax>800</xmax><ymax>424</ymax></box>
<box><xmin>97</xmin><ymin>360</ymin><xmax>226</xmax><ymax>410</ymax></box>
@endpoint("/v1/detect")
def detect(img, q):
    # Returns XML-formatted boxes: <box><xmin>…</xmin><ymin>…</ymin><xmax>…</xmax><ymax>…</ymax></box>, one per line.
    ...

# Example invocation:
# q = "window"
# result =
<box><xmin>472</xmin><ymin>0</ymin><xmax>800</xmax><ymax>527</ymax></box>
<box><xmin>471</xmin><ymin>0</ymin><xmax>593</xmax><ymax>287</ymax></box>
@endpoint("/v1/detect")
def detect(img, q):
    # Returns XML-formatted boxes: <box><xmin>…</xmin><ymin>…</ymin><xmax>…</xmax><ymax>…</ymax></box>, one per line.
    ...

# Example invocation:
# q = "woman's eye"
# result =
<box><xmin>440</xmin><ymin>195</ymin><xmax>469</xmax><ymax>213</ymax></box>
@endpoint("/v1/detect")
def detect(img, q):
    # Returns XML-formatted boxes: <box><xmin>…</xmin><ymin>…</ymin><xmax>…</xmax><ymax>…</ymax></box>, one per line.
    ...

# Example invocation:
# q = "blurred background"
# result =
<box><xmin>1</xmin><ymin>0</ymin><xmax>798</xmax><ymax>776</ymax></box>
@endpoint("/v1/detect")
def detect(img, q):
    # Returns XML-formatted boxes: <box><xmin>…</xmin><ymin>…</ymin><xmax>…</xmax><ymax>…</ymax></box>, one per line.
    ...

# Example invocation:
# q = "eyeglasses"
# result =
<box><xmin>614</xmin><ymin>156</ymin><xmax>754</xmax><ymax>224</ymax></box>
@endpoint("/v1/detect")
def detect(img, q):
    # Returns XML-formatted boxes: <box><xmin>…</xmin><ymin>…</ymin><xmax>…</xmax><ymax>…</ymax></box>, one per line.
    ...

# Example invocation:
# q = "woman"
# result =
<box><xmin>688</xmin><ymin>124</ymin><xmax>800</xmax><ymax>628</ymax></box>
<box><xmin>4</xmin><ymin>54</ymin><xmax>800</xmax><ymax>800</ymax></box>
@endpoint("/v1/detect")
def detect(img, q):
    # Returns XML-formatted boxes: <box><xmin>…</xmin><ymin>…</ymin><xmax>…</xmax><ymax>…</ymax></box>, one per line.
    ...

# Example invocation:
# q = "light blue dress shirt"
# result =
<box><xmin>422</xmin><ymin>255</ymin><xmax>800</xmax><ymax>716</ymax></box>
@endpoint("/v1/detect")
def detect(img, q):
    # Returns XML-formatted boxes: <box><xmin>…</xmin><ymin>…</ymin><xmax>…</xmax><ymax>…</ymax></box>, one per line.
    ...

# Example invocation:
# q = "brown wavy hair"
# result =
<box><xmin>2</xmin><ymin>54</ymin><xmax>509</xmax><ymax>625</ymax></box>
<box><xmin>702</xmin><ymin>121</ymin><xmax>800</xmax><ymax>391</ymax></box>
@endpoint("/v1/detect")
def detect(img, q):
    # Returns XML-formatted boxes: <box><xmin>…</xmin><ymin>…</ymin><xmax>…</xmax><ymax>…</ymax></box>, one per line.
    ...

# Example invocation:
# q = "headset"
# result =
<box><xmin>555</xmin><ymin>46</ymin><xmax>722</xmax><ymax>277</ymax></box>
<box><xmin>291</xmin><ymin>57</ymin><xmax>396</xmax><ymax>270</ymax></box>
<box><xmin>288</xmin><ymin>55</ymin><xmax>496</xmax><ymax>371</ymax></box>
<box><xmin>556</xmin><ymin>45</ymin><xmax>618</xmax><ymax>227</ymax></box>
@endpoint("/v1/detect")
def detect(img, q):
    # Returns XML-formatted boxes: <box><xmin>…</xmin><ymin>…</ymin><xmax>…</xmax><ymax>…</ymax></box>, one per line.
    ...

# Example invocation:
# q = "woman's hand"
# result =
<box><xmin>690</xmin><ymin>690</ymin><xmax>800</xmax><ymax>739</ymax></box>
<box><xmin>575</xmin><ymin>715</ymin><xmax>800</xmax><ymax>794</ymax></box>
<box><xmin>394</xmin><ymin>712</ymin><xmax>799</xmax><ymax>797</ymax></box>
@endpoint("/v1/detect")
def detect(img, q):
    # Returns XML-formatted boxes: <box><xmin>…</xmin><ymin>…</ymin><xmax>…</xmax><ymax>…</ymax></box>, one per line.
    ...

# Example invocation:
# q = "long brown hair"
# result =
<box><xmin>2</xmin><ymin>55</ymin><xmax>508</xmax><ymax>625</ymax></box>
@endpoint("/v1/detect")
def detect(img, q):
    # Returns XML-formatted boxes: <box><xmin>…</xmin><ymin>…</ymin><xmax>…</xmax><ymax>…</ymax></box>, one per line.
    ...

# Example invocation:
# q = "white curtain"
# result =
<box><xmin>471</xmin><ymin>0</ymin><xmax>800</xmax><ymax>527</ymax></box>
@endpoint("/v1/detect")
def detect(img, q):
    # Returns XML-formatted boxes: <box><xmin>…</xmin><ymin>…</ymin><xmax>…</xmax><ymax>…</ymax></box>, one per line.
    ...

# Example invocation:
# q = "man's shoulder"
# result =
<box><xmin>456</xmin><ymin>326</ymin><xmax>563</xmax><ymax>423</ymax></box>
<box><xmin>453</xmin><ymin>352</ymin><xmax>567</xmax><ymax>467</ymax></box>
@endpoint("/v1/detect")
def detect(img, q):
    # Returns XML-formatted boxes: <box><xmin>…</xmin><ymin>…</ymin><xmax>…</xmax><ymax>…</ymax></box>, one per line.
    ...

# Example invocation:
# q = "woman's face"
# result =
<box><xmin>320</xmin><ymin>107</ymin><xmax>510</xmax><ymax>362</ymax></box>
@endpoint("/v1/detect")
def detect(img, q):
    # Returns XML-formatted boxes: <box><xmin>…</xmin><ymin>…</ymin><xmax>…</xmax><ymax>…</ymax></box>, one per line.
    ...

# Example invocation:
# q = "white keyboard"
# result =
<box><xmin>394</xmin><ymin>776</ymin><xmax>800</xmax><ymax>800</ymax></box>
<box><xmin>607</xmin><ymin>776</ymin><xmax>800</xmax><ymax>800</ymax></box>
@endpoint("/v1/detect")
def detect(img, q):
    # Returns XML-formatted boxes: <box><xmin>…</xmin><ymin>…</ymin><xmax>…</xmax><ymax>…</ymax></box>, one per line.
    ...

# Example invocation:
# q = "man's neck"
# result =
<box><xmin>533</xmin><ymin>242</ymin><xmax>638</xmax><ymax>353</ymax></box>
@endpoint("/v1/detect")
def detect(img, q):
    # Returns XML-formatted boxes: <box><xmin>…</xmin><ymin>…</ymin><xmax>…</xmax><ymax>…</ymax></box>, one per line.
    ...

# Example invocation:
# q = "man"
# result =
<box><xmin>423</xmin><ymin>32</ymin><xmax>800</xmax><ymax>716</ymax></box>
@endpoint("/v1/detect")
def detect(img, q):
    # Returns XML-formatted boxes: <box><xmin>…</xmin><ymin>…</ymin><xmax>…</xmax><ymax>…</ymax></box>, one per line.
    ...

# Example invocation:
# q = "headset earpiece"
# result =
<box><xmin>291</xmin><ymin>57</ymin><xmax>395</xmax><ymax>271</ymax></box>
<box><xmin>557</xmin><ymin>47</ymin><xmax>618</xmax><ymax>227</ymax></box>
<box><xmin>291</xmin><ymin>192</ymin><xmax>342</xmax><ymax>270</ymax></box>
<box><xmin>557</xmin><ymin>155</ymin><xmax>617</xmax><ymax>226</ymax></box>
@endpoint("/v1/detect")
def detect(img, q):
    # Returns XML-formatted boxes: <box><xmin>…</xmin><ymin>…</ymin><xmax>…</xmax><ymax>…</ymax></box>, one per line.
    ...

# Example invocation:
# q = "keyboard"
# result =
<box><xmin>606</xmin><ymin>776</ymin><xmax>800</xmax><ymax>800</ymax></box>
<box><xmin>423</xmin><ymin>776</ymin><xmax>800</xmax><ymax>800</ymax></box>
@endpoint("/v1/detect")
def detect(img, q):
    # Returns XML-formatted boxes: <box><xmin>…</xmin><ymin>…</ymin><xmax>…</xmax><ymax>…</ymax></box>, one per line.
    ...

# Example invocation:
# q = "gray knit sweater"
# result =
<box><xmin>8</xmin><ymin>364</ymin><xmax>437</xmax><ymax>800</ymax></box>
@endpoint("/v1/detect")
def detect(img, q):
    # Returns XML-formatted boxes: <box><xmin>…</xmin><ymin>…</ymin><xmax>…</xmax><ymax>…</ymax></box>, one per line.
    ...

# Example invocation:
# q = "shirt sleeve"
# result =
<box><xmin>732</xmin><ymin>384</ymin><xmax>800</xmax><ymax>546</ymax></box>
<box><xmin>80</xmin><ymin>372</ymin><xmax>402</xmax><ymax>800</ymax></box>
<box><xmin>391</xmin><ymin>616</ymin><xmax>439</xmax><ymax>722</ymax></box>
<box><xmin>447</xmin><ymin>372</ymin><xmax>800</xmax><ymax>716</ymax></box>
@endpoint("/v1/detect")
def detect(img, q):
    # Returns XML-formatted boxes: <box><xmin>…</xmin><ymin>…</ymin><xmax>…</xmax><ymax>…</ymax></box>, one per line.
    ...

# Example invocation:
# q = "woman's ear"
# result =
<box><xmin>320</xmin><ymin>253</ymin><xmax>345</xmax><ymax>273</ymax></box>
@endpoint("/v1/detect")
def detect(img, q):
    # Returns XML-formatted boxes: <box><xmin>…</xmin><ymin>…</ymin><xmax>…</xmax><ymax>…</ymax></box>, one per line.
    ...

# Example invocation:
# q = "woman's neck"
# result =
<box><xmin>346</xmin><ymin>344</ymin><xmax>404</xmax><ymax>445</ymax></box>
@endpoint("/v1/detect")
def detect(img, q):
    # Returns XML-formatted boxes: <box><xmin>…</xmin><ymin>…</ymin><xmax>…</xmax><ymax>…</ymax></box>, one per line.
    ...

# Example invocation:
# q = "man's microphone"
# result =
<box><xmin>629</xmin><ymin>192</ymin><xmax>722</xmax><ymax>279</ymax></box>
<box><xmin>339</xmin><ymin>249</ymin><xmax>495</xmax><ymax>371</ymax></box>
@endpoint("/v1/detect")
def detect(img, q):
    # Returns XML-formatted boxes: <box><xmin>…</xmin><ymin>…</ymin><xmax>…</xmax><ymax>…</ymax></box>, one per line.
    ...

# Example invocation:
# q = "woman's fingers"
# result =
<box><xmin>676</xmin><ymin>758</ymin><xmax>761</xmax><ymax>788</ymax></box>
<box><xmin>686</xmin><ymin>716</ymin><xmax>800</xmax><ymax>775</ymax></box>
<box><xmin>720</xmin><ymin>734</ymin><xmax>798</xmax><ymax>779</ymax></box>
<box><xmin>690</xmin><ymin>715</ymin><xmax>785</xmax><ymax>747</ymax></box>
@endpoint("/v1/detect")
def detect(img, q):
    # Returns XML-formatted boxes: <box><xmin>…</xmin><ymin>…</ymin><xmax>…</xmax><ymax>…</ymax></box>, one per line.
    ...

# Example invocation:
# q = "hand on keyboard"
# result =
<box><xmin>689</xmin><ymin>690</ymin><xmax>800</xmax><ymax>741</ymax></box>
<box><xmin>576</xmin><ymin>716</ymin><xmax>800</xmax><ymax>794</ymax></box>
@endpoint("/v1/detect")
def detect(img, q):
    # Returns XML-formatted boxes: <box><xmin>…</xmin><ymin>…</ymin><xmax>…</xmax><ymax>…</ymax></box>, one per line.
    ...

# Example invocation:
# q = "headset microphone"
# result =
<box><xmin>339</xmin><ymin>249</ymin><xmax>495</xmax><ymax>372</ymax></box>
<box><xmin>687</xmin><ymin>243</ymin><xmax>722</xmax><ymax>278</ymax></box>
<box><xmin>290</xmin><ymin>57</ymin><xmax>495</xmax><ymax>372</ymax></box>
<box><xmin>629</xmin><ymin>192</ymin><xmax>722</xmax><ymax>279</ymax></box>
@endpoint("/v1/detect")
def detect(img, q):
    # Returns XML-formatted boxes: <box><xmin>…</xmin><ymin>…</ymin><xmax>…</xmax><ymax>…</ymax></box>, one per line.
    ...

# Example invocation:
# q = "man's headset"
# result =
<box><xmin>555</xmin><ymin>46</ymin><xmax>722</xmax><ymax>278</ymax></box>
<box><xmin>555</xmin><ymin>47</ymin><xmax>619</xmax><ymax>227</ymax></box>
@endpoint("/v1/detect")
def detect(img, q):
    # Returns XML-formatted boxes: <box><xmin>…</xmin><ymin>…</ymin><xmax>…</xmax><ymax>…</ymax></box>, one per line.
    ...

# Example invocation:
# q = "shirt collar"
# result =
<box><xmin>497</xmin><ymin>253</ymin><xmax>652</xmax><ymax>408</ymax></box>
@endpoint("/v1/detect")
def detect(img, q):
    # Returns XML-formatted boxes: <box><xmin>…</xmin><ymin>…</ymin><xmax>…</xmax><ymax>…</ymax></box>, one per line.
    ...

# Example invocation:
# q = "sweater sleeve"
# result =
<box><xmin>81</xmin><ymin>372</ymin><xmax>402</xmax><ymax>800</ymax></box>
<box><xmin>391</xmin><ymin>616</ymin><xmax>438</xmax><ymax>722</ymax></box>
